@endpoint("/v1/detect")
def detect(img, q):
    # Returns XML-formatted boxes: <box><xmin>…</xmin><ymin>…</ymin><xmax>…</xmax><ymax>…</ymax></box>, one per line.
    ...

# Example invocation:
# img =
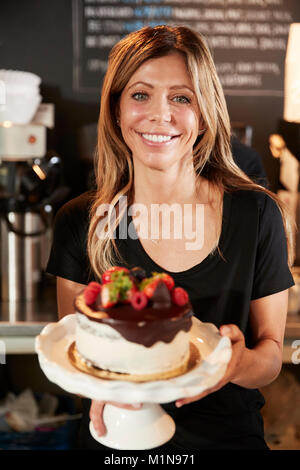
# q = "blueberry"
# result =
<box><xmin>130</xmin><ymin>267</ymin><xmax>147</xmax><ymax>282</ymax></box>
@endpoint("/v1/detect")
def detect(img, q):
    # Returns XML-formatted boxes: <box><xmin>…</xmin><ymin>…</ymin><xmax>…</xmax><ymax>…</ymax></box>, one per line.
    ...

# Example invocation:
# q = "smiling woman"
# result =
<box><xmin>46</xmin><ymin>25</ymin><xmax>295</xmax><ymax>451</ymax></box>
<box><xmin>87</xmin><ymin>25</ymin><xmax>293</xmax><ymax>276</ymax></box>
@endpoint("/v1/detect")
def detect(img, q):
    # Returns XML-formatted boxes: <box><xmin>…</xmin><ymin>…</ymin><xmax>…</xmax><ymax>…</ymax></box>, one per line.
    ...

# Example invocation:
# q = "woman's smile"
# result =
<box><xmin>136</xmin><ymin>131</ymin><xmax>181</xmax><ymax>146</ymax></box>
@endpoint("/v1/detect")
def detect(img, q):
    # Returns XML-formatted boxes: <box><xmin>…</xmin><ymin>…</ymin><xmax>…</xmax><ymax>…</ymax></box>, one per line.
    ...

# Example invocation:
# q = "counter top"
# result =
<box><xmin>0</xmin><ymin>277</ymin><xmax>57</xmax><ymax>333</ymax></box>
<box><xmin>0</xmin><ymin>277</ymin><xmax>57</xmax><ymax>347</ymax></box>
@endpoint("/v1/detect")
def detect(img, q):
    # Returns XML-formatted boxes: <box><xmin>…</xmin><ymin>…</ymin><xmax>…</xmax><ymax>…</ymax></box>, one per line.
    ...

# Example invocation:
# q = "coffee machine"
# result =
<box><xmin>0</xmin><ymin>112</ymin><xmax>69</xmax><ymax>304</ymax></box>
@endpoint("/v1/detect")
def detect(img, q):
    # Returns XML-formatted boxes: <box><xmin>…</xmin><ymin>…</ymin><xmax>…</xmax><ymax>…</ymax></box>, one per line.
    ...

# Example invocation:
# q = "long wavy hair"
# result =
<box><xmin>87</xmin><ymin>25</ymin><xmax>295</xmax><ymax>280</ymax></box>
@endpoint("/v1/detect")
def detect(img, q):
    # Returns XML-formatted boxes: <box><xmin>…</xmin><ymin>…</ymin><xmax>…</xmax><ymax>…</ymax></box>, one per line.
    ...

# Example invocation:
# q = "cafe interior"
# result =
<box><xmin>0</xmin><ymin>0</ymin><xmax>299</xmax><ymax>452</ymax></box>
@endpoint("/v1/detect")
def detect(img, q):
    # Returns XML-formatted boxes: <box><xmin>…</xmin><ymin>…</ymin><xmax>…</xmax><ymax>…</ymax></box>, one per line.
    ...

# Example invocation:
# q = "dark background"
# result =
<box><xmin>1</xmin><ymin>0</ymin><xmax>300</xmax><ymax>198</ymax></box>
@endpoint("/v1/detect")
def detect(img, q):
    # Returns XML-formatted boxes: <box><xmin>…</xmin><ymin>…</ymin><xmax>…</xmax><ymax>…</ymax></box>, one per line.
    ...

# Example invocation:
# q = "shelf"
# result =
<box><xmin>1</xmin><ymin>336</ymin><xmax>37</xmax><ymax>356</ymax></box>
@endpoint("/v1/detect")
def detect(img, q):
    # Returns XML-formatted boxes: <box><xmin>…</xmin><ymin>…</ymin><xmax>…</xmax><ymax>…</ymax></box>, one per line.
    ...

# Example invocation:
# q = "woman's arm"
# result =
<box><xmin>230</xmin><ymin>288</ymin><xmax>288</xmax><ymax>388</ymax></box>
<box><xmin>56</xmin><ymin>276</ymin><xmax>87</xmax><ymax>319</ymax></box>
<box><xmin>176</xmin><ymin>289</ymin><xmax>288</xmax><ymax>407</ymax></box>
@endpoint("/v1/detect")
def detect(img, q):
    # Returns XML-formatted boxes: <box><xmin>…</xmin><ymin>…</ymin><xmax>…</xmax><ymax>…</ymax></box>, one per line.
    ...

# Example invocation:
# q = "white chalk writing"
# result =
<box><xmin>73</xmin><ymin>0</ymin><xmax>297</xmax><ymax>95</ymax></box>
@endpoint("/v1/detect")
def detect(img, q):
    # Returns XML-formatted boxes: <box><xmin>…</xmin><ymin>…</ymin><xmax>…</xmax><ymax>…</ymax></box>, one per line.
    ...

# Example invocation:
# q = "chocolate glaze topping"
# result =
<box><xmin>75</xmin><ymin>294</ymin><xmax>193</xmax><ymax>348</ymax></box>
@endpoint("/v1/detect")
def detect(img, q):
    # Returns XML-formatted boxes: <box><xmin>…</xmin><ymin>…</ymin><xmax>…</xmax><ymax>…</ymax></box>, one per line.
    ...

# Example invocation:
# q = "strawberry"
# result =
<box><xmin>131</xmin><ymin>291</ymin><xmax>148</xmax><ymax>310</ymax></box>
<box><xmin>101</xmin><ymin>282</ymin><xmax>120</xmax><ymax>308</ymax></box>
<box><xmin>83</xmin><ymin>282</ymin><xmax>102</xmax><ymax>305</ymax></box>
<box><xmin>152</xmin><ymin>272</ymin><xmax>175</xmax><ymax>291</ymax></box>
<box><xmin>171</xmin><ymin>287</ymin><xmax>189</xmax><ymax>306</ymax></box>
<box><xmin>139</xmin><ymin>277</ymin><xmax>160</xmax><ymax>299</ymax></box>
<box><xmin>121</xmin><ymin>283</ymin><xmax>138</xmax><ymax>304</ymax></box>
<box><xmin>139</xmin><ymin>272</ymin><xmax>175</xmax><ymax>300</ymax></box>
<box><xmin>102</xmin><ymin>266</ymin><xmax>129</xmax><ymax>284</ymax></box>
<box><xmin>108</xmin><ymin>272</ymin><xmax>137</xmax><ymax>304</ymax></box>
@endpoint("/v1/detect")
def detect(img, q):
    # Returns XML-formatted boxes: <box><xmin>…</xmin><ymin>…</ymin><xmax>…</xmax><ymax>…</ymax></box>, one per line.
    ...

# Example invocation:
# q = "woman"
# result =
<box><xmin>46</xmin><ymin>25</ymin><xmax>295</xmax><ymax>450</ymax></box>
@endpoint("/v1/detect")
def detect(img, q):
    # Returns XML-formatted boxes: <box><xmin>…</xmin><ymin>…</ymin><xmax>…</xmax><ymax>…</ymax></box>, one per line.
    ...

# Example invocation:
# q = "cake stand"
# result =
<box><xmin>35</xmin><ymin>314</ymin><xmax>232</xmax><ymax>450</ymax></box>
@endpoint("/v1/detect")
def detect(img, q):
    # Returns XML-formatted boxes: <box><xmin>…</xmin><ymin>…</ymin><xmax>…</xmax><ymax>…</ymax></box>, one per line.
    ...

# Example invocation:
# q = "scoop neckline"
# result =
<box><xmin>126</xmin><ymin>191</ymin><xmax>232</xmax><ymax>279</ymax></box>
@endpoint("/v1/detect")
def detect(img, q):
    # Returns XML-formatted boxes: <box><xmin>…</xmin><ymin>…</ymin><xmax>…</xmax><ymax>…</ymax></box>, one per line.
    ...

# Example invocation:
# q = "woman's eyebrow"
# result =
<box><xmin>127</xmin><ymin>81</ymin><xmax>195</xmax><ymax>94</ymax></box>
<box><xmin>170</xmin><ymin>85</ymin><xmax>195</xmax><ymax>94</ymax></box>
<box><xmin>127</xmin><ymin>81</ymin><xmax>153</xmax><ymax>90</ymax></box>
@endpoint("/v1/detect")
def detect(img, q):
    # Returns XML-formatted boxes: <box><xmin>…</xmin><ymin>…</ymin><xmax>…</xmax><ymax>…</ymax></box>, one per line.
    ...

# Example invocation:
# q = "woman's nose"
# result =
<box><xmin>148</xmin><ymin>97</ymin><xmax>172</xmax><ymax>123</ymax></box>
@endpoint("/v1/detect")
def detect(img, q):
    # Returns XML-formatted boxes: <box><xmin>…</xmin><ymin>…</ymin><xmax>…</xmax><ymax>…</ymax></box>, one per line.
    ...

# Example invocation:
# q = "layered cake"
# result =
<box><xmin>72</xmin><ymin>266</ymin><xmax>193</xmax><ymax>381</ymax></box>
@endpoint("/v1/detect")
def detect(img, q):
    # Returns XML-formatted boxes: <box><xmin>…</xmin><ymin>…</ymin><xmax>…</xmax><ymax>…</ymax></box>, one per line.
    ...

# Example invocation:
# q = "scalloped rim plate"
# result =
<box><xmin>35</xmin><ymin>314</ymin><xmax>232</xmax><ymax>404</ymax></box>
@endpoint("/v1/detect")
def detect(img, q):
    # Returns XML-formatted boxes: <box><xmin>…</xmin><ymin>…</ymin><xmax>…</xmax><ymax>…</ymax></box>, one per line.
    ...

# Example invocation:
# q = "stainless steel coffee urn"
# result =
<box><xmin>0</xmin><ymin>122</ymin><xmax>68</xmax><ymax>302</ymax></box>
<box><xmin>1</xmin><ymin>211</ymin><xmax>48</xmax><ymax>301</ymax></box>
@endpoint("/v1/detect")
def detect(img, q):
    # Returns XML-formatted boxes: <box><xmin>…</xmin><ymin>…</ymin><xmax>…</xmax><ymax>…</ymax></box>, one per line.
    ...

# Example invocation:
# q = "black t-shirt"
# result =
<box><xmin>46</xmin><ymin>188</ymin><xmax>294</xmax><ymax>450</ymax></box>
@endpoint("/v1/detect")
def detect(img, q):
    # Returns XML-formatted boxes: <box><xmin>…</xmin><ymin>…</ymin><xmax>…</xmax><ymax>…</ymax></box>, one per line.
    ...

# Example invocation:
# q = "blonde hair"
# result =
<box><xmin>87</xmin><ymin>25</ymin><xmax>295</xmax><ymax>280</ymax></box>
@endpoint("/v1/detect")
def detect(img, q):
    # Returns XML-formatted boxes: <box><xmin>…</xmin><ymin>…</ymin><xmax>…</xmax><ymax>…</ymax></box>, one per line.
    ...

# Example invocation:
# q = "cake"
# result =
<box><xmin>72</xmin><ymin>266</ymin><xmax>193</xmax><ymax>381</ymax></box>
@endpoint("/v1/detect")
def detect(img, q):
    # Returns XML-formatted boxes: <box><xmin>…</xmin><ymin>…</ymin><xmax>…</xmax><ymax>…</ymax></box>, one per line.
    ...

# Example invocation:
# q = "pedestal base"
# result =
<box><xmin>89</xmin><ymin>403</ymin><xmax>175</xmax><ymax>450</ymax></box>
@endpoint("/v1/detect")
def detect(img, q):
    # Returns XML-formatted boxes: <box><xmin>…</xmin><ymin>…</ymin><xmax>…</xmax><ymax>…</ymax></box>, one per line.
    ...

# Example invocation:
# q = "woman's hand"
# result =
<box><xmin>175</xmin><ymin>324</ymin><xmax>246</xmax><ymax>408</ymax></box>
<box><xmin>89</xmin><ymin>400</ymin><xmax>143</xmax><ymax>437</ymax></box>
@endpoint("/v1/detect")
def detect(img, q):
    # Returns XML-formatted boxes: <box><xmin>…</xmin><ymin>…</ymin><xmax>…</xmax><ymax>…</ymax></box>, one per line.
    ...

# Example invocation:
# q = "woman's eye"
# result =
<box><xmin>172</xmin><ymin>95</ymin><xmax>191</xmax><ymax>104</ymax></box>
<box><xmin>131</xmin><ymin>92</ymin><xmax>148</xmax><ymax>101</ymax></box>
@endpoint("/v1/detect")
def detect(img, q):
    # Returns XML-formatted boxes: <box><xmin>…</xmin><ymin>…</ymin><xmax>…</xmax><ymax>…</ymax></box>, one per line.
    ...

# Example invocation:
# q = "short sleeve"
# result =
<box><xmin>46</xmin><ymin>194</ymin><xmax>93</xmax><ymax>285</ymax></box>
<box><xmin>251</xmin><ymin>194</ymin><xmax>294</xmax><ymax>300</ymax></box>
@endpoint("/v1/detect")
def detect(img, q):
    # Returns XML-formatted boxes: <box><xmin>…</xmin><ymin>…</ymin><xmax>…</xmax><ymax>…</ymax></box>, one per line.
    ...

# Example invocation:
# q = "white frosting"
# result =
<box><xmin>75</xmin><ymin>313</ymin><xmax>190</xmax><ymax>375</ymax></box>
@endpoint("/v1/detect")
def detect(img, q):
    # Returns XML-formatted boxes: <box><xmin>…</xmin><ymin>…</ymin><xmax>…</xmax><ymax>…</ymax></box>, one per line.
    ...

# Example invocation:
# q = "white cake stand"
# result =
<box><xmin>35</xmin><ymin>314</ymin><xmax>232</xmax><ymax>450</ymax></box>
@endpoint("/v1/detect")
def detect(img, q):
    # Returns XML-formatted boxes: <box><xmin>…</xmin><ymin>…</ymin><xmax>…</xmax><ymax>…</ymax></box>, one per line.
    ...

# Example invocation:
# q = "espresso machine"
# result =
<box><xmin>0</xmin><ymin>70</ymin><xmax>70</xmax><ymax>324</ymax></box>
<box><xmin>0</xmin><ymin>118</ymin><xmax>70</xmax><ymax>307</ymax></box>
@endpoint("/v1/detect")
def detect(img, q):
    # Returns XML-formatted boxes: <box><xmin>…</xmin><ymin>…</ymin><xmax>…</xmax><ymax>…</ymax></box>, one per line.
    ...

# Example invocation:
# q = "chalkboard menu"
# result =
<box><xmin>72</xmin><ymin>0</ymin><xmax>299</xmax><ymax>96</ymax></box>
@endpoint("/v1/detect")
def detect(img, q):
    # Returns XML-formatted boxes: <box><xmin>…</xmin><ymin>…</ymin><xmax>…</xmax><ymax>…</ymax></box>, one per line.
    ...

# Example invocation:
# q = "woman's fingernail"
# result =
<box><xmin>176</xmin><ymin>402</ymin><xmax>182</xmax><ymax>408</ymax></box>
<box><xmin>221</xmin><ymin>326</ymin><xmax>230</xmax><ymax>335</ymax></box>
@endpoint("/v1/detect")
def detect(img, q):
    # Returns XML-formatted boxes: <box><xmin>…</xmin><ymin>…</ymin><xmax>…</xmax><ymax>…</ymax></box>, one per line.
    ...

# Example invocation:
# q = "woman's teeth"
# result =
<box><xmin>141</xmin><ymin>133</ymin><xmax>173</xmax><ymax>143</ymax></box>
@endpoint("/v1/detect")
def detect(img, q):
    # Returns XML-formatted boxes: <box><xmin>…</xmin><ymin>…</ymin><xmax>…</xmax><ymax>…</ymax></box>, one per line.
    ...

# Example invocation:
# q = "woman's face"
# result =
<box><xmin>118</xmin><ymin>53</ymin><xmax>200</xmax><ymax>171</ymax></box>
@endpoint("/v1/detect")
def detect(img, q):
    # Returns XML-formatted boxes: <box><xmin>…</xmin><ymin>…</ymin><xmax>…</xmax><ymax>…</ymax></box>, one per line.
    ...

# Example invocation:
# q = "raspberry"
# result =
<box><xmin>84</xmin><ymin>290</ymin><xmax>96</xmax><ymax>305</ymax></box>
<box><xmin>83</xmin><ymin>282</ymin><xmax>102</xmax><ymax>305</ymax></box>
<box><xmin>131</xmin><ymin>291</ymin><xmax>148</xmax><ymax>310</ymax></box>
<box><xmin>171</xmin><ymin>287</ymin><xmax>189</xmax><ymax>306</ymax></box>
<box><xmin>89</xmin><ymin>282</ymin><xmax>102</xmax><ymax>293</ymax></box>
